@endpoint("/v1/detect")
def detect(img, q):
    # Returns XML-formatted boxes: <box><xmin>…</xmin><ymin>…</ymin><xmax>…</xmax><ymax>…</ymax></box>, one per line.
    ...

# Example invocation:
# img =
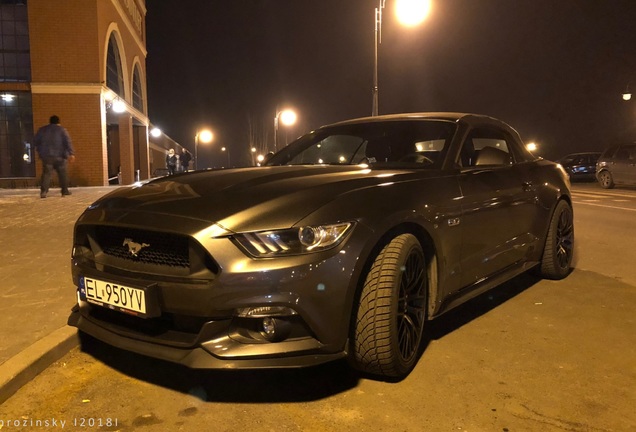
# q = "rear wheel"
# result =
<box><xmin>351</xmin><ymin>234</ymin><xmax>427</xmax><ymax>379</ymax></box>
<box><xmin>598</xmin><ymin>170</ymin><xmax>614</xmax><ymax>189</ymax></box>
<box><xmin>539</xmin><ymin>200</ymin><xmax>574</xmax><ymax>279</ymax></box>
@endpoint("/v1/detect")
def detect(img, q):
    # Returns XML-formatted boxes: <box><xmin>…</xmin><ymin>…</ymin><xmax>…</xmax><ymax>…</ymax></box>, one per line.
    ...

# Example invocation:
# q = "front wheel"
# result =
<box><xmin>598</xmin><ymin>170</ymin><xmax>614</xmax><ymax>189</ymax></box>
<box><xmin>351</xmin><ymin>234</ymin><xmax>427</xmax><ymax>379</ymax></box>
<box><xmin>539</xmin><ymin>200</ymin><xmax>574</xmax><ymax>279</ymax></box>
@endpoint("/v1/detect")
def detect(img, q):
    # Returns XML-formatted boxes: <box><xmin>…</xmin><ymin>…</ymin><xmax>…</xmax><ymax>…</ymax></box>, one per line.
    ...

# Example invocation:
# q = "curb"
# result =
<box><xmin>0</xmin><ymin>326</ymin><xmax>79</xmax><ymax>405</ymax></box>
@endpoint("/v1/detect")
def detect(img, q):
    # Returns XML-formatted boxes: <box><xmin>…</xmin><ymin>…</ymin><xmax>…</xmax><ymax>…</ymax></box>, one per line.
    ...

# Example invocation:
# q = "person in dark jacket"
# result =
<box><xmin>166</xmin><ymin>148</ymin><xmax>177</xmax><ymax>175</ymax></box>
<box><xmin>33</xmin><ymin>115</ymin><xmax>75</xmax><ymax>198</ymax></box>
<box><xmin>180</xmin><ymin>148</ymin><xmax>192</xmax><ymax>172</ymax></box>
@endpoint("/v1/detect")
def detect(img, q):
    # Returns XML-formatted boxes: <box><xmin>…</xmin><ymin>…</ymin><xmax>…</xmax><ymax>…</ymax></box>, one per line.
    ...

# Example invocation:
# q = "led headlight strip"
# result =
<box><xmin>233</xmin><ymin>222</ymin><xmax>353</xmax><ymax>257</ymax></box>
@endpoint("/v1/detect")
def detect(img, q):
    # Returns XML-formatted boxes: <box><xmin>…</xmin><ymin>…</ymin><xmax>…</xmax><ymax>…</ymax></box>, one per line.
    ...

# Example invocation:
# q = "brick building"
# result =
<box><xmin>0</xmin><ymin>0</ymin><xmax>182</xmax><ymax>188</ymax></box>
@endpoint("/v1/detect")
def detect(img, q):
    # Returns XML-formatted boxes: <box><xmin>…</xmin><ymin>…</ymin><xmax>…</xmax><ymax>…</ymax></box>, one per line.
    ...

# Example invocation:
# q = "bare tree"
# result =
<box><xmin>246</xmin><ymin>113</ymin><xmax>272</xmax><ymax>165</ymax></box>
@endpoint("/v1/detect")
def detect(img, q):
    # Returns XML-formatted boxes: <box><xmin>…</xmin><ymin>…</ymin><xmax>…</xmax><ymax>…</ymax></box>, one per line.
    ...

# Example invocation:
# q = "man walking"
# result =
<box><xmin>34</xmin><ymin>115</ymin><xmax>75</xmax><ymax>198</ymax></box>
<box><xmin>181</xmin><ymin>148</ymin><xmax>192</xmax><ymax>172</ymax></box>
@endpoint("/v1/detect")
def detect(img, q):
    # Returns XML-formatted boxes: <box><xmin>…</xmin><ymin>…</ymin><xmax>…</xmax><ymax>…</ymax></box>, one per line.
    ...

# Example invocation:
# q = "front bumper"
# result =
<box><xmin>68</xmin><ymin>215</ymin><xmax>370</xmax><ymax>369</ymax></box>
<box><xmin>68</xmin><ymin>304</ymin><xmax>347</xmax><ymax>369</ymax></box>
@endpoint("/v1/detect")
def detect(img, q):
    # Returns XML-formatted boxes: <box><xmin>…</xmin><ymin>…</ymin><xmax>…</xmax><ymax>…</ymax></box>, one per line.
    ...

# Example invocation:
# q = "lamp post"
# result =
<box><xmin>274</xmin><ymin>108</ymin><xmax>297</xmax><ymax>151</ymax></box>
<box><xmin>194</xmin><ymin>129</ymin><xmax>213</xmax><ymax>170</ymax></box>
<box><xmin>372</xmin><ymin>0</ymin><xmax>431</xmax><ymax>116</ymax></box>
<box><xmin>221</xmin><ymin>146</ymin><xmax>231</xmax><ymax>167</ymax></box>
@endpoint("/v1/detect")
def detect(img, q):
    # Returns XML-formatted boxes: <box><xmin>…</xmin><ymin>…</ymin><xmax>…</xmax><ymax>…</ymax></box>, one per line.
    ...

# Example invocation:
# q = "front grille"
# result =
<box><xmin>95</xmin><ymin>226</ymin><xmax>190</xmax><ymax>268</ymax></box>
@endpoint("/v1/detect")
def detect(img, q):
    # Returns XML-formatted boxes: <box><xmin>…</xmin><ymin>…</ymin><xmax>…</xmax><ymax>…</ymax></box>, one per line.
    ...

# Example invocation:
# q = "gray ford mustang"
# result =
<box><xmin>68</xmin><ymin>113</ymin><xmax>574</xmax><ymax>379</ymax></box>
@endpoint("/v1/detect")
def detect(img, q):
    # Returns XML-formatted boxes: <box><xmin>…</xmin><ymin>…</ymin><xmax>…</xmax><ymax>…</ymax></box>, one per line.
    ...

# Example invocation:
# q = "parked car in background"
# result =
<box><xmin>596</xmin><ymin>143</ymin><xmax>636</xmax><ymax>189</ymax></box>
<box><xmin>68</xmin><ymin>113</ymin><xmax>574</xmax><ymax>380</ymax></box>
<box><xmin>558</xmin><ymin>152</ymin><xmax>601</xmax><ymax>181</ymax></box>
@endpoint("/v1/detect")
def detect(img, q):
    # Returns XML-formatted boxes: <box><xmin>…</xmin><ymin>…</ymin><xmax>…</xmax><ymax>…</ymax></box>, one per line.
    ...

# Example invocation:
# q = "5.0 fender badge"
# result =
<box><xmin>123</xmin><ymin>238</ymin><xmax>149</xmax><ymax>256</ymax></box>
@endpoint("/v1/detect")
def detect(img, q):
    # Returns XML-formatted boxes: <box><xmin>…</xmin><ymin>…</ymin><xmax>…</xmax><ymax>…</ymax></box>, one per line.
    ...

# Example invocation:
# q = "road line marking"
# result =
<box><xmin>571</xmin><ymin>189</ymin><xmax>636</xmax><ymax>199</ymax></box>
<box><xmin>573</xmin><ymin>201</ymin><xmax>636</xmax><ymax>212</ymax></box>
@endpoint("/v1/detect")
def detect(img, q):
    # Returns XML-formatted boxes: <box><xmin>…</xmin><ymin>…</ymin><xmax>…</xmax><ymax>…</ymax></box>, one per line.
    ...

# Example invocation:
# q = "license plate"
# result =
<box><xmin>81</xmin><ymin>276</ymin><xmax>147</xmax><ymax>315</ymax></box>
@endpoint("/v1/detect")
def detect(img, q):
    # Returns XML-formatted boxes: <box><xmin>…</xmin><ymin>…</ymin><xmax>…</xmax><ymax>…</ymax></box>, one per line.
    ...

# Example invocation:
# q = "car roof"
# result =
<box><xmin>319</xmin><ymin>112</ymin><xmax>524</xmax><ymax>146</ymax></box>
<box><xmin>561</xmin><ymin>152</ymin><xmax>602</xmax><ymax>157</ymax></box>
<box><xmin>326</xmin><ymin>112</ymin><xmax>506</xmax><ymax>128</ymax></box>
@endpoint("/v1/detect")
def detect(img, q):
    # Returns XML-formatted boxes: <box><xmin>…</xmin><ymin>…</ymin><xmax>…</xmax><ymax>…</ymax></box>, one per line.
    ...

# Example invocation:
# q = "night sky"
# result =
<box><xmin>145</xmin><ymin>0</ymin><xmax>636</xmax><ymax>167</ymax></box>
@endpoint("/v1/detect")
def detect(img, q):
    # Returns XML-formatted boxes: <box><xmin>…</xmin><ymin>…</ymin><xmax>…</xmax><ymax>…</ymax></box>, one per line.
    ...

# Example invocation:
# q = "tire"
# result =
<box><xmin>539</xmin><ymin>200</ymin><xmax>574</xmax><ymax>280</ymax></box>
<box><xmin>598</xmin><ymin>170</ymin><xmax>614</xmax><ymax>189</ymax></box>
<box><xmin>351</xmin><ymin>234</ymin><xmax>427</xmax><ymax>379</ymax></box>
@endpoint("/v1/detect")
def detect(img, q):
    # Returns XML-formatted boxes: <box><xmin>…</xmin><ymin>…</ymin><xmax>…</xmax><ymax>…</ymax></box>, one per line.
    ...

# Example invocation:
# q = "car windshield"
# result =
<box><xmin>266</xmin><ymin>120</ymin><xmax>457</xmax><ymax>168</ymax></box>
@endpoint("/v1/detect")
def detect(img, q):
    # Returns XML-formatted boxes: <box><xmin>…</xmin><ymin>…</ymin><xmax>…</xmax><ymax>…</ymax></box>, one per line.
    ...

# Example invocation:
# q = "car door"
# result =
<box><xmin>610</xmin><ymin>146</ymin><xmax>632</xmax><ymax>184</ymax></box>
<box><xmin>585</xmin><ymin>154</ymin><xmax>600</xmax><ymax>175</ymax></box>
<box><xmin>609</xmin><ymin>145</ymin><xmax>636</xmax><ymax>184</ymax></box>
<box><xmin>456</xmin><ymin>127</ymin><xmax>539</xmax><ymax>289</ymax></box>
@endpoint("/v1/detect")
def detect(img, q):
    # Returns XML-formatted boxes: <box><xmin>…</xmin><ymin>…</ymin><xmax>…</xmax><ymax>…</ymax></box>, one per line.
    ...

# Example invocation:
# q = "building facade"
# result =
<box><xmin>0</xmin><ymin>0</ymin><xmax>181</xmax><ymax>188</ymax></box>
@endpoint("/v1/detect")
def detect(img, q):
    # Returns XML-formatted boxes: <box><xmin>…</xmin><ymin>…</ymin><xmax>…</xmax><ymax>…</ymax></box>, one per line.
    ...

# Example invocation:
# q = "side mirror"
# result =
<box><xmin>262</xmin><ymin>151</ymin><xmax>275</xmax><ymax>165</ymax></box>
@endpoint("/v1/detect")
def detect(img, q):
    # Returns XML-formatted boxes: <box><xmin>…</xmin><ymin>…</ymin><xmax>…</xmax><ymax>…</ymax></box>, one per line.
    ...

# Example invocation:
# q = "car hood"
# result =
<box><xmin>85</xmin><ymin>165</ymin><xmax>443</xmax><ymax>233</ymax></box>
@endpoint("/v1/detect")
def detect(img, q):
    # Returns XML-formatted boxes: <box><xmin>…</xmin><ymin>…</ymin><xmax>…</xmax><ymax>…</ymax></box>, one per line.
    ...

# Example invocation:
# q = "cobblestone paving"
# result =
<box><xmin>0</xmin><ymin>187</ymin><xmax>115</xmax><ymax>365</ymax></box>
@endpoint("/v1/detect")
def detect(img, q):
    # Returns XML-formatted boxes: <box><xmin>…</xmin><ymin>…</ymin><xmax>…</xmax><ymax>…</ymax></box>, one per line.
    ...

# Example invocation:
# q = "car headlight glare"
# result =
<box><xmin>233</xmin><ymin>222</ymin><xmax>353</xmax><ymax>257</ymax></box>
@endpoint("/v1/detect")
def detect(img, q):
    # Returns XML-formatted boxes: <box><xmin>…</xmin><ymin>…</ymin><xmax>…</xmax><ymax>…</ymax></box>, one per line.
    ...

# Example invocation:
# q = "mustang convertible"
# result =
<box><xmin>68</xmin><ymin>113</ymin><xmax>574</xmax><ymax>379</ymax></box>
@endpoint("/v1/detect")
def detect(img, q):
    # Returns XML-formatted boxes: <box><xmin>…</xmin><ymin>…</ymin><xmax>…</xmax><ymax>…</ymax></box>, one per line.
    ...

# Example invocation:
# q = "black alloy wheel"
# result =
<box><xmin>539</xmin><ymin>200</ymin><xmax>574</xmax><ymax>280</ymax></box>
<box><xmin>351</xmin><ymin>233</ymin><xmax>427</xmax><ymax>379</ymax></box>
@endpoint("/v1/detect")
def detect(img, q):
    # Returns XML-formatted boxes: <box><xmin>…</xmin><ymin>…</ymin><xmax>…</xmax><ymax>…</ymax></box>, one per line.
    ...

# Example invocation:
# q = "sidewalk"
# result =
<box><xmin>0</xmin><ymin>186</ymin><xmax>116</xmax><ymax>404</ymax></box>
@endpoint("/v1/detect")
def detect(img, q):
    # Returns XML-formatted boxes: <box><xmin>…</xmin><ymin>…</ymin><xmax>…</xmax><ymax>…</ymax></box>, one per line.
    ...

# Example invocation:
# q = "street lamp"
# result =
<box><xmin>622</xmin><ymin>84</ymin><xmax>632</xmax><ymax>101</ymax></box>
<box><xmin>274</xmin><ymin>108</ymin><xmax>297</xmax><ymax>151</ymax></box>
<box><xmin>250</xmin><ymin>147</ymin><xmax>257</xmax><ymax>165</ymax></box>
<box><xmin>221</xmin><ymin>146</ymin><xmax>231</xmax><ymax>167</ymax></box>
<box><xmin>194</xmin><ymin>129</ymin><xmax>213</xmax><ymax>170</ymax></box>
<box><xmin>372</xmin><ymin>0</ymin><xmax>431</xmax><ymax>116</ymax></box>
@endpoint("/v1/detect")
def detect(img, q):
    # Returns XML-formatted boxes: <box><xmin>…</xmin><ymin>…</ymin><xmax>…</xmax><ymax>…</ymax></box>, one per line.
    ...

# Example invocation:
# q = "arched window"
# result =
<box><xmin>106</xmin><ymin>33</ymin><xmax>124</xmax><ymax>97</ymax></box>
<box><xmin>132</xmin><ymin>65</ymin><xmax>144</xmax><ymax>112</ymax></box>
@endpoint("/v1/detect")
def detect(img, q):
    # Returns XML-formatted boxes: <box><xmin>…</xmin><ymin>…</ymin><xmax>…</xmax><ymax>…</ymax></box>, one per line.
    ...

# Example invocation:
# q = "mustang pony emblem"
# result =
<box><xmin>123</xmin><ymin>238</ymin><xmax>149</xmax><ymax>257</ymax></box>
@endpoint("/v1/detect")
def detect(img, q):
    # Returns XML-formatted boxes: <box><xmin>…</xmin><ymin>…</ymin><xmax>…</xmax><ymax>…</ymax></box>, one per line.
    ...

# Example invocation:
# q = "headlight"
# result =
<box><xmin>233</xmin><ymin>222</ymin><xmax>354</xmax><ymax>257</ymax></box>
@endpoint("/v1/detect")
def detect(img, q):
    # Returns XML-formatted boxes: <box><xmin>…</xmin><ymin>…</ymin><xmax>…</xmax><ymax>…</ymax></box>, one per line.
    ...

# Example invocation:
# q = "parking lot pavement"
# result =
<box><xmin>0</xmin><ymin>186</ymin><xmax>115</xmax><ymax>404</ymax></box>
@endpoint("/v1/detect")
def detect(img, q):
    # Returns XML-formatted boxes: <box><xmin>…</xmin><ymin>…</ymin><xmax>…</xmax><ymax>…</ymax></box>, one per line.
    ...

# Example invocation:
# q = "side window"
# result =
<box><xmin>615</xmin><ymin>147</ymin><xmax>630</xmax><ymax>161</ymax></box>
<box><xmin>561</xmin><ymin>156</ymin><xmax>574</xmax><ymax>165</ymax></box>
<box><xmin>459</xmin><ymin>128</ymin><xmax>513</xmax><ymax>167</ymax></box>
<box><xmin>601</xmin><ymin>146</ymin><xmax>618</xmax><ymax>159</ymax></box>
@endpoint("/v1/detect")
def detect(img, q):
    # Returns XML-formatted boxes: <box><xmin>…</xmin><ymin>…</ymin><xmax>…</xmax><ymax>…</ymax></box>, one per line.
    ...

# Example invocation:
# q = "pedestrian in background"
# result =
<box><xmin>166</xmin><ymin>148</ymin><xmax>177</xmax><ymax>175</ymax></box>
<box><xmin>181</xmin><ymin>148</ymin><xmax>192</xmax><ymax>172</ymax></box>
<box><xmin>34</xmin><ymin>115</ymin><xmax>75</xmax><ymax>198</ymax></box>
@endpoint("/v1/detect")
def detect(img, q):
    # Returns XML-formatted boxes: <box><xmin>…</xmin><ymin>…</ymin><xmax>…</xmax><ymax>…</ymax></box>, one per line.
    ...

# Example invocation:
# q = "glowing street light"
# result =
<box><xmin>372</xmin><ymin>0</ymin><xmax>431</xmax><ymax>116</ymax></box>
<box><xmin>250</xmin><ymin>147</ymin><xmax>257</xmax><ymax>165</ymax></box>
<box><xmin>150</xmin><ymin>127</ymin><xmax>162</xmax><ymax>138</ymax></box>
<box><xmin>395</xmin><ymin>0</ymin><xmax>431</xmax><ymax>26</ymax></box>
<box><xmin>622</xmin><ymin>84</ymin><xmax>632</xmax><ymax>101</ymax></box>
<box><xmin>195</xmin><ymin>129</ymin><xmax>213</xmax><ymax>170</ymax></box>
<box><xmin>274</xmin><ymin>108</ymin><xmax>297</xmax><ymax>151</ymax></box>
<box><xmin>221</xmin><ymin>146</ymin><xmax>231</xmax><ymax>167</ymax></box>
